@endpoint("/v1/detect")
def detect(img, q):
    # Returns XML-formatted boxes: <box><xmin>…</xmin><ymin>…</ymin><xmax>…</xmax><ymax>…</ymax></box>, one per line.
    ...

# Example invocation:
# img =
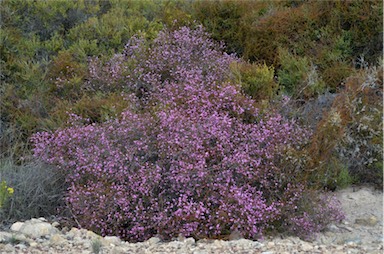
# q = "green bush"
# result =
<box><xmin>278</xmin><ymin>48</ymin><xmax>327</xmax><ymax>98</ymax></box>
<box><xmin>191</xmin><ymin>0</ymin><xmax>382</xmax><ymax>95</ymax></box>
<box><xmin>231</xmin><ymin>61</ymin><xmax>278</xmax><ymax>101</ymax></box>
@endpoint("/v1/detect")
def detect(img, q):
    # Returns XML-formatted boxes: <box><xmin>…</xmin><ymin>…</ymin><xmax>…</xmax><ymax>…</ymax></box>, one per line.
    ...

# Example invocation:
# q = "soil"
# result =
<box><xmin>313</xmin><ymin>185</ymin><xmax>383</xmax><ymax>245</ymax></box>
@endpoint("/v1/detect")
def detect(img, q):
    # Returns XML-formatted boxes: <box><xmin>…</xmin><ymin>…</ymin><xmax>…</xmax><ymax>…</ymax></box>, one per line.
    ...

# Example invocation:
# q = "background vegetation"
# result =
<box><xmin>0</xmin><ymin>0</ymin><xmax>382</xmax><ymax>241</ymax></box>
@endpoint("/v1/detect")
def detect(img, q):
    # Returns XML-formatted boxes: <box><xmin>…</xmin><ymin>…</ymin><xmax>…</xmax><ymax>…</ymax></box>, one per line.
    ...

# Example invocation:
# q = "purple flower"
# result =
<box><xmin>32</xmin><ymin>26</ymin><xmax>343</xmax><ymax>242</ymax></box>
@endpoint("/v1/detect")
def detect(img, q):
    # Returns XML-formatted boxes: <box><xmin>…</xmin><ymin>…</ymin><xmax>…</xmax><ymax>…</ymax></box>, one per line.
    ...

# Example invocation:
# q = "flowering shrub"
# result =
<box><xmin>84</xmin><ymin>25</ymin><xmax>234</xmax><ymax>96</ymax></box>
<box><xmin>32</xmin><ymin>26</ymin><xmax>344</xmax><ymax>242</ymax></box>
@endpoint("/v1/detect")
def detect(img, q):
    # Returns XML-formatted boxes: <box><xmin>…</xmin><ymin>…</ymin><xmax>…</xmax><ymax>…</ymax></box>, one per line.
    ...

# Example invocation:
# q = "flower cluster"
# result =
<box><xmin>0</xmin><ymin>180</ymin><xmax>14</xmax><ymax>208</ymax></box>
<box><xmin>32</xmin><ymin>26</ymin><xmax>343</xmax><ymax>242</ymax></box>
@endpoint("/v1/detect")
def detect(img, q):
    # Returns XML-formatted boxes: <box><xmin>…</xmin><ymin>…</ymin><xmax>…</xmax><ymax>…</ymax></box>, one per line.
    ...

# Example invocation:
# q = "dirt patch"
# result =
<box><xmin>315</xmin><ymin>186</ymin><xmax>383</xmax><ymax>246</ymax></box>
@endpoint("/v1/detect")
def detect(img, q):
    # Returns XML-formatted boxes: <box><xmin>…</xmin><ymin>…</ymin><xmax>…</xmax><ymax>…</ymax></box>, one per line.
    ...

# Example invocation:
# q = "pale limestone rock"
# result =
<box><xmin>300</xmin><ymin>241</ymin><xmax>313</xmax><ymax>251</ymax></box>
<box><xmin>355</xmin><ymin>215</ymin><xmax>378</xmax><ymax>226</ymax></box>
<box><xmin>11</xmin><ymin>219</ymin><xmax>59</xmax><ymax>239</ymax></box>
<box><xmin>29</xmin><ymin>241</ymin><xmax>38</xmax><ymax>247</ymax></box>
<box><xmin>184</xmin><ymin>237</ymin><xmax>195</xmax><ymax>245</ymax></box>
<box><xmin>10</xmin><ymin>222</ymin><xmax>24</xmax><ymax>232</ymax></box>
<box><xmin>20</xmin><ymin>222</ymin><xmax>58</xmax><ymax>238</ymax></box>
<box><xmin>51</xmin><ymin>221</ymin><xmax>60</xmax><ymax>228</ymax></box>
<box><xmin>103</xmin><ymin>235</ymin><xmax>121</xmax><ymax>246</ymax></box>
<box><xmin>0</xmin><ymin>232</ymin><xmax>12</xmax><ymax>242</ymax></box>
<box><xmin>147</xmin><ymin>236</ymin><xmax>161</xmax><ymax>245</ymax></box>
<box><xmin>50</xmin><ymin>234</ymin><xmax>65</xmax><ymax>246</ymax></box>
<box><xmin>86</xmin><ymin>230</ymin><xmax>101</xmax><ymax>240</ymax></box>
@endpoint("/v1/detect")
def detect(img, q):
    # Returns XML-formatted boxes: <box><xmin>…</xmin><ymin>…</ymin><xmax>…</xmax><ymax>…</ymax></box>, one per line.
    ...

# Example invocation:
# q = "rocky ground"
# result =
<box><xmin>0</xmin><ymin>186</ymin><xmax>382</xmax><ymax>254</ymax></box>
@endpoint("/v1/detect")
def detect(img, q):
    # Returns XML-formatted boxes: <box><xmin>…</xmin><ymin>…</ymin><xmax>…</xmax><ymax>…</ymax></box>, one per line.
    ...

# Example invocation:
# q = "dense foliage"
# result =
<box><xmin>32</xmin><ymin>27</ymin><xmax>343</xmax><ymax>241</ymax></box>
<box><xmin>0</xmin><ymin>0</ymin><xmax>381</xmax><ymax>241</ymax></box>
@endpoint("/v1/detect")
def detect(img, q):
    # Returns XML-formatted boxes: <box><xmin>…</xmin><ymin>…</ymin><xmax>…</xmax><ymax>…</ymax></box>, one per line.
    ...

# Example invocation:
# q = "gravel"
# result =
<box><xmin>0</xmin><ymin>186</ymin><xmax>382</xmax><ymax>254</ymax></box>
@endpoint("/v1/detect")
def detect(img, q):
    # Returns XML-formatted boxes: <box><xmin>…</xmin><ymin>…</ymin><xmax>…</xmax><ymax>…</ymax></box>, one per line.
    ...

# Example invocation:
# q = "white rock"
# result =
<box><xmin>362</xmin><ymin>215</ymin><xmax>379</xmax><ymax>226</ymax></box>
<box><xmin>50</xmin><ymin>234</ymin><xmax>65</xmax><ymax>246</ymax></box>
<box><xmin>300</xmin><ymin>241</ymin><xmax>313</xmax><ymax>251</ymax></box>
<box><xmin>327</xmin><ymin>224</ymin><xmax>340</xmax><ymax>232</ymax></box>
<box><xmin>67</xmin><ymin>227</ymin><xmax>81</xmax><ymax>239</ymax></box>
<box><xmin>0</xmin><ymin>232</ymin><xmax>12</xmax><ymax>242</ymax></box>
<box><xmin>19</xmin><ymin>221</ymin><xmax>59</xmax><ymax>238</ymax></box>
<box><xmin>230</xmin><ymin>238</ymin><xmax>253</xmax><ymax>247</ymax></box>
<box><xmin>212</xmin><ymin>239</ymin><xmax>224</xmax><ymax>247</ymax></box>
<box><xmin>10</xmin><ymin>222</ymin><xmax>24</xmax><ymax>232</ymax></box>
<box><xmin>86</xmin><ymin>230</ymin><xmax>101</xmax><ymax>240</ymax></box>
<box><xmin>147</xmin><ymin>236</ymin><xmax>161</xmax><ymax>245</ymax></box>
<box><xmin>15</xmin><ymin>243</ymin><xmax>27</xmax><ymax>249</ymax></box>
<box><xmin>74</xmin><ymin>236</ymin><xmax>83</xmax><ymax>242</ymax></box>
<box><xmin>193</xmin><ymin>251</ymin><xmax>209</xmax><ymax>254</ymax></box>
<box><xmin>29</xmin><ymin>241</ymin><xmax>38</xmax><ymax>247</ymax></box>
<box><xmin>338</xmin><ymin>225</ymin><xmax>354</xmax><ymax>232</ymax></box>
<box><xmin>184</xmin><ymin>237</ymin><xmax>196</xmax><ymax>245</ymax></box>
<box><xmin>51</xmin><ymin>222</ymin><xmax>60</xmax><ymax>228</ymax></box>
<box><xmin>103</xmin><ymin>236</ymin><xmax>121</xmax><ymax>246</ymax></box>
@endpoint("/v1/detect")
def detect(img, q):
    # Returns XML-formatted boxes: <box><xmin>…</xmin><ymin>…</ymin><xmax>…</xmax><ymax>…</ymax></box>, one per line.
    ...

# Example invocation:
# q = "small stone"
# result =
<box><xmin>10</xmin><ymin>222</ymin><xmax>24</xmax><ymax>232</ymax></box>
<box><xmin>19</xmin><ymin>221</ymin><xmax>59</xmax><ymax>238</ymax></box>
<box><xmin>0</xmin><ymin>232</ymin><xmax>13</xmax><ymax>242</ymax></box>
<box><xmin>29</xmin><ymin>241</ymin><xmax>38</xmax><ymax>247</ymax></box>
<box><xmin>61</xmin><ymin>227</ymin><xmax>69</xmax><ymax>234</ymax></box>
<box><xmin>50</xmin><ymin>234</ymin><xmax>65</xmax><ymax>246</ymax></box>
<box><xmin>355</xmin><ymin>215</ymin><xmax>378</xmax><ymax>226</ymax></box>
<box><xmin>197</xmin><ymin>239</ymin><xmax>215</xmax><ymax>244</ymax></box>
<box><xmin>86</xmin><ymin>230</ymin><xmax>100</xmax><ymax>240</ymax></box>
<box><xmin>193</xmin><ymin>251</ymin><xmax>209</xmax><ymax>254</ymax></box>
<box><xmin>289</xmin><ymin>237</ymin><xmax>302</xmax><ymax>244</ymax></box>
<box><xmin>336</xmin><ymin>245</ymin><xmax>344</xmax><ymax>251</ymax></box>
<box><xmin>51</xmin><ymin>222</ymin><xmax>60</xmax><ymax>228</ymax></box>
<box><xmin>15</xmin><ymin>243</ymin><xmax>27</xmax><ymax>249</ymax></box>
<box><xmin>184</xmin><ymin>237</ymin><xmax>195</xmax><ymax>245</ymax></box>
<box><xmin>167</xmin><ymin>241</ymin><xmax>182</xmax><ymax>249</ymax></box>
<box><xmin>261</xmin><ymin>252</ymin><xmax>274</xmax><ymax>254</ymax></box>
<box><xmin>74</xmin><ymin>236</ymin><xmax>84</xmax><ymax>243</ymax></box>
<box><xmin>4</xmin><ymin>243</ymin><xmax>14</xmax><ymax>252</ymax></box>
<box><xmin>338</xmin><ymin>225</ymin><xmax>354</xmax><ymax>232</ymax></box>
<box><xmin>267</xmin><ymin>242</ymin><xmax>275</xmax><ymax>248</ymax></box>
<box><xmin>213</xmin><ymin>239</ymin><xmax>224</xmax><ymax>247</ymax></box>
<box><xmin>67</xmin><ymin>228</ymin><xmax>81</xmax><ymax>239</ymax></box>
<box><xmin>110</xmin><ymin>246</ymin><xmax>128</xmax><ymax>254</ymax></box>
<box><xmin>38</xmin><ymin>217</ymin><xmax>47</xmax><ymax>222</ymax></box>
<box><xmin>300</xmin><ymin>241</ymin><xmax>313</xmax><ymax>251</ymax></box>
<box><xmin>81</xmin><ymin>228</ymin><xmax>90</xmax><ymax>234</ymax></box>
<box><xmin>147</xmin><ymin>236</ymin><xmax>161</xmax><ymax>245</ymax></box>
<box><xmin>36</xmin><ymin>238</ymin><xmax>45</xmax><ymax>243</ymax></box>
<box><xmin>327</xmin><ymin>224</ymin><xmax>340</xmax><ymax>232</ymax></box>
<box><xmin>231</xmin><ymin>238</ymin><xmax>253</xmax><ymax>247</ymax></box>
<box><xmin>103</xmin><ymin>236</ymin><xmax>121</xmax><ymax>246</ymax></box>
<box><xmin>367</xmin><ymin>215</ymin><xmax>379</xmax><ymax>226</ymax></box>
<box><xmin>276</xmin><ymin>239</ymin><xmax>294</xmax><ymax>246</ymax></box>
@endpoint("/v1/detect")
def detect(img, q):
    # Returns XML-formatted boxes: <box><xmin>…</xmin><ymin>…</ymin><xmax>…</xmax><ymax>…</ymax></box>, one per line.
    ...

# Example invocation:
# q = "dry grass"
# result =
<box><xmin>0</xmin><ymin>158</ymin><xmax>67</xmax><ymax>222</ymax></box>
